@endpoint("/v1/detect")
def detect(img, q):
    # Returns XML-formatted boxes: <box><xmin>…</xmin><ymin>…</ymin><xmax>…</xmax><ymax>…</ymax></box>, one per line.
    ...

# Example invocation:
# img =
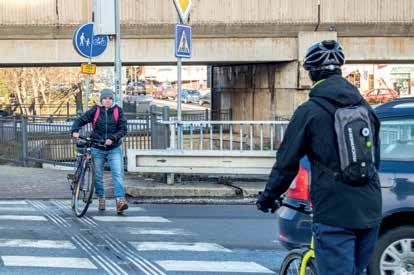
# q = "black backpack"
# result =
<box><xmin>311</xmin><ymin>97</ymin><xmax>377</xmax><ymax>186</ymax></box>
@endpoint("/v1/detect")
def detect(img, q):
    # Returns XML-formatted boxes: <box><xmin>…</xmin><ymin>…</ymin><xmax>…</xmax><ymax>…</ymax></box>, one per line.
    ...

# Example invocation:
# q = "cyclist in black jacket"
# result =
<box><xmin>257</xmin><ymin>40</ymin><xmax>382</xmax><ymax>275</ymax></box>
<box><xmin>71</xmin><ymin>89</ymin><xmax>129</xmax><ymax>214</ymax></box>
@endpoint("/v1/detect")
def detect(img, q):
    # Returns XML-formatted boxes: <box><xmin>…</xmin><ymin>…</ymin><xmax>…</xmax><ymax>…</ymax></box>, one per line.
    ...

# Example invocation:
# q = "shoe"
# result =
<box><xmin>116</xmin><ymin>199</ymin><xmax>128</xmax><ymax>214</ymax></box>
<box><xmin>98</xmin><ymin>197</ymin><xmax>105</xmax><ymax>211</ymax></box>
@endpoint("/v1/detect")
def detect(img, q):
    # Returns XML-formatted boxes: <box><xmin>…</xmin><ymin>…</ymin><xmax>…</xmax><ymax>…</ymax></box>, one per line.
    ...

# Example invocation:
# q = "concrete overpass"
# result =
<box><xmin>1</xmin><ymin>0</ymin><xmax>413</xmax><ymax>65</ymax></box>
<box><xmin>1</xmin><ymin>0</ymin><xmax>413</xmax><ymax>118</ymax></box>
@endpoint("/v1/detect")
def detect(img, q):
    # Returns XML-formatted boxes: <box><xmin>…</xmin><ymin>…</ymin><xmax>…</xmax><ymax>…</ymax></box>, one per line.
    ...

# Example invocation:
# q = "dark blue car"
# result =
<box><xmin>277</xmin><ymin>97</ymin><xmax>414</xmax><ymax>275</ymax></box>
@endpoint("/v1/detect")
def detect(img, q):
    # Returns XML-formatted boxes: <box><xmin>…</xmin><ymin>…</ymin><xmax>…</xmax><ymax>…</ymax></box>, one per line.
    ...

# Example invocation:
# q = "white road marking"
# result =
<box><xmin>0</xmin><ymin>215</ymin><xmax>47</xmax><ymax>221</ymax></box>
<box><xmin>125</xmin><ymin>228</ymin><xmax>192</xmax><ymax>236</ymax></box>
<box><xmin>156</xmin><ymin>261</ymin><xmax>274</xmax><ymax>273</ymax></box>
<box><xmin>0</xmin><ymin>207</ymin><xmax>35</xmax><ymax>211</ymax></box>
<box><xmin>0</xmin><ymin>201</ymin><xmax>27</xmax><ymax>205</ymax></box>
<box><xmin>130</xmin><ymin>242</ymin><xmax>231</xmax><ymax>252</ymax></box>
<box><xmin>92</xmin><ymin>216</ymin><xmax>170</xmax><ymax>223</ymax></box>
<box><xmin>0</xmin><ymin>239</ymin><xmax>76</xmax><ymax>249</ymax></box>
<box><xmin>101</xmin><ymin>207</ymin><xmax>145</xmax><ymax>212</ymax></box>
<box><xmin>2</xmin><ymin>256</ymin><xmax>97</xmax><ymax>269</ymax></box>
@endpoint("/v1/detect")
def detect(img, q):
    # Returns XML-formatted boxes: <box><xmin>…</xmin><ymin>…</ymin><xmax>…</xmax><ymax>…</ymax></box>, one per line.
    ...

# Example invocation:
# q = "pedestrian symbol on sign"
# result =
<box><xmin>178</xmin><ymin>32</ymin><xmax>190</xmax><ymax>54</ymax></box>
<box><xmin>175</xmin><ymin>24</ymin><xmax>192</xmax><ymax>58</ymax></box>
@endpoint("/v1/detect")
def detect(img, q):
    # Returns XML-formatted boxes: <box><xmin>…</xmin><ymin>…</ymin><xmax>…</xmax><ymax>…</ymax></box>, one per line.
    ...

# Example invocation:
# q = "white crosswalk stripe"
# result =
<box><xmin>156</xmin><ymin>260</ymin><xmax>274</xmax><ymax>273</ymax></box>
<box><xmin>93</xmin><ymin>216</ymin><xmax>170</xmax><ymax>223</ymax></box>
<box><xmin>0</xmin><ymin>207</ymin><xmax>35</xmax><ymax>211</ymax></box>
<box><xmin>0</xmin><ymin>202</ymin><xmax>99</xmax><ymax>272</ymax></box>
<box><xmin>101</xmin><ymin>206</ymin><xmax>145</xmax><ymax>212</ymax></box>
<box><xmin>0</xmin><ymin>239</ymin><xmax>76</xmax><ymax>249</ymax></box>
<box><xmin>130</xmin><ymin>241</ymin><xmax>232</xmax><ymax>252</ymax></box>
<box><xmin>0</xmin><ymin>200</ymin><xmax>276</xmax><ymax>274</ymax></box>
<box><xmin>125</xmin><ymin>228</ymin><xmax>193</xmax><ymax>236</ymax></box>
<box><xmin>0</xmin><ymin>215</ymin><xmax>47</xmax><ymax>221</ymax></box>
<box><xmin>0</xmin><ymin>201</ymin><xmax>27</xmax><ymax>205</ymax></box>
<box><xmin>2</xmin><ymin>256</ymin><xmax>97</xmax><ymax>269</ymax></box>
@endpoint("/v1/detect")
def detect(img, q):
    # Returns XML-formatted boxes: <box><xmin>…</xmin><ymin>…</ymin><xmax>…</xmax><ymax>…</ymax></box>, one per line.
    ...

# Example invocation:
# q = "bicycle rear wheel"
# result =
<box><xmin>73</xmin><ymin>160</ymin><xmax>94</xmax><ymax>217</ymax></box>
<box><xmin>279</xmin><ymin>250</ymin><xmax>317</xmax><ymax>275</ymax></box>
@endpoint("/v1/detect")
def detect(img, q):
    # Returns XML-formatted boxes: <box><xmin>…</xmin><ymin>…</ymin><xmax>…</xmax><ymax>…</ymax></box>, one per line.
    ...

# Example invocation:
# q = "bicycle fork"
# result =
<box><xmin>300</xmin><ymin>237</ymin><xmax>315</xmax><ymax>275</ymax></box>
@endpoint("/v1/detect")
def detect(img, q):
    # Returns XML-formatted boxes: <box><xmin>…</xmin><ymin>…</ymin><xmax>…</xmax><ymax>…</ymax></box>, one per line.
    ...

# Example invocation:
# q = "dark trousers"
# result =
<box><xmin>312</xmin><ymin>223</ymin><xmax>379</xmax><ymax>275</ymax></box>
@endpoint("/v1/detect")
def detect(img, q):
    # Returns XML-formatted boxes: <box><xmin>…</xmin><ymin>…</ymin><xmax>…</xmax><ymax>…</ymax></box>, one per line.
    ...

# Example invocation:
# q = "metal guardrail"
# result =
<box><xmin>167</xmin><ymin>120</ymin><xmax>289</xmax><ymax>151</ymax></box>
<box><xmin>0</xmin><ymin>113</ymin><xmax>157</xmax><ymax>166</ymax></box>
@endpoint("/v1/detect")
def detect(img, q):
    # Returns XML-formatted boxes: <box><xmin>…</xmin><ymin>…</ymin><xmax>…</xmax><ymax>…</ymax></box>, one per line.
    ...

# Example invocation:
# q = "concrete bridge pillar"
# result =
<box><xmin>212</xmin><ymin>31</ymin><xmax>339</xmax><ymax>120</ymax></box>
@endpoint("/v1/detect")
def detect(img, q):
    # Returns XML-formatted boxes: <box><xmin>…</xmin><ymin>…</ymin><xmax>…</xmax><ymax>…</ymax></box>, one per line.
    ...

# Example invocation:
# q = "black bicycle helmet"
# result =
<box><xmin>303</xmin><ymin>40</ymin><xmax>345</xmax><ymax>71</ymax></box>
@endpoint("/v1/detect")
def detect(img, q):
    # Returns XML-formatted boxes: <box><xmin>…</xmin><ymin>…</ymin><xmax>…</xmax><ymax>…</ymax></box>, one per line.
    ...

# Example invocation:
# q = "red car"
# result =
<box><xmin>152</xmin><ymin>84</ymin><xmax>176</xmax><ymax>100</ymax></box>
<box><xmin>363</xmin><ymin>88</ymin><xmax>398</xmax><ymax>104</ymax></box>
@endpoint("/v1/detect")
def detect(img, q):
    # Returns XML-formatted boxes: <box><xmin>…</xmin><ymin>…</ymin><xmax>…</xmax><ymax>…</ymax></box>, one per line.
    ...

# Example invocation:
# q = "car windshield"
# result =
<box><xmin>380</xmin><ymin>118</ymin><xmax>414</xmax><ymax>161</ymax></box>
<box><xmin>188</xmin><ymin>90</ymin><xmax>200</xmax><ymax>96</ymax></box>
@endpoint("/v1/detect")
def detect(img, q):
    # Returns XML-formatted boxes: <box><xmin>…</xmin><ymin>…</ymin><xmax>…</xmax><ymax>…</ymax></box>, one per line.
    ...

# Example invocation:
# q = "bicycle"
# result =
<box><xmin>67</xmin><ymin>136</ymin><xmax>101</xmax><ymax>217</ymax></box>
<box><xmin>278</xmin><ymin>200</ymin><xmax>317</xmax><ymax>275</ymax></box>
<box><xmin>256</xmin><ymin>197</ymin><xmax>317</xmax><ymax>275</ymax></box>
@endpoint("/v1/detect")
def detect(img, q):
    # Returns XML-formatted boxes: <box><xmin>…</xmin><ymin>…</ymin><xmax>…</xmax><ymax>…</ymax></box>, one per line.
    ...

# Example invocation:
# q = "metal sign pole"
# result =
<box><xmin>173</xmin><ymin>0</ymin><xmax>192</xmax><ymax>145</ymax></box>
<box><xmin>114</xmin><ymin>0</ymin><xmax>122</xmax><ymax>107</ymax></box>
<box><xmin>85</xmin><ymin>29</ymin><xmax>94</xmax><ymax>112</ymax></box>
<box><xmin>177</xmin><ymin>58</ymin><xmax>182</xmax><ymax>122</ymax></box>
<box><xmin>85</xmin><ymin>71</ymin><xmax>90</xmax><ymax>112</ymax></box>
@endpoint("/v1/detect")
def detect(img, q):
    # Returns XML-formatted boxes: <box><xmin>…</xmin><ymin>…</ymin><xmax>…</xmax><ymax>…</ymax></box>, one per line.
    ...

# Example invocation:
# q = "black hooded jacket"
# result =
<box><xmin>266</xmin><ymin>75</ymin><xmax>382</xmax><ymax>229</ymax></box>
<box><xmin>70</xmin><ymin>105</ymin><xmax>127</xmax><ymax>151</ymax></box>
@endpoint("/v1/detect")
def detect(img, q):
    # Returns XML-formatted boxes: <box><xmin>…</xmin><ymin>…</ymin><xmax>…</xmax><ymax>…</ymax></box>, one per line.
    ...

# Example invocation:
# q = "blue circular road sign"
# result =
<box><xmin>73</xmin><ymin>23</ymin><xmax>109</xmax><ymax>58</ymax></box>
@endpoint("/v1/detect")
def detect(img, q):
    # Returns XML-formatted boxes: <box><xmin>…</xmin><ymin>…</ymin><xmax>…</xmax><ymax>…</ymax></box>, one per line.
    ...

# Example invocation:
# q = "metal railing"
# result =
<box><xmin>0</xmin><ymin>117</ymin><xmax>24</xmax><ymax>164</ymax></box>
<box><xmin>0</xmin><ymin>112</ymin><xmax>158</xmax><ymax>166</ymax></box>
<box><xmin>168</xmin><ymin>120</ymin><xmax>289</xmax><ymax>151</ymax></box>
<box><xmin>2</xmin><ymin>103</ymin><xmax>78</xmax><ymax>118</ymax></box>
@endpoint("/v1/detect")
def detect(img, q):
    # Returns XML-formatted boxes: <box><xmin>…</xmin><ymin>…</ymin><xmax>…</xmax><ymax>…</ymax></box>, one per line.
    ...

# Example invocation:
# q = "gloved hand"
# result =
<box><xmin>256</xmin><ymin>191</ymin><xmax>279</xmax><ymax>213</ymax></box>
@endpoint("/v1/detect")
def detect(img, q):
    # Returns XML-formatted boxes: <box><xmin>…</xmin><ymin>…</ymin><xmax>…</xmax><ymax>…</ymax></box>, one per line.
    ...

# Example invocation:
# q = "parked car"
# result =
<box><xmin>277</xmin><ymin>97</ymin><xmax>414</xmax><ymax>275</ymax></box>
<box><xmin>126</xmin><ymin>81</ymin><xmax>146</xmax><ymax>95</ymax></box>
<box><xmin>181</xmin><ymin>89</ymin><xmax>201</xmax><ymax>104</ymax></box>
<box><xmin>363</xmin><ymin>88</ymin><xmax>399</xmax><ymax>104</ymax></box>
<box><xmin>153</xmin><ymin>83</ymin><xmax>176</xmax><ymax>100</ymax></box>
<box><xmin>199</xmin><ymin>92</ymin><xmax>211</xmax><ymax>106</ymax></box>
<box><xmin>0</xmin><ymin>109</ymin><xmax>8</xmax><ymax>117</ymax></box>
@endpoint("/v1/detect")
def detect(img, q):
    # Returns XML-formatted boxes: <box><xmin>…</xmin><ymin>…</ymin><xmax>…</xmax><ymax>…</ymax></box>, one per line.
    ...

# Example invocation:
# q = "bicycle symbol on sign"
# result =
<box><xmin>93</xmin><ymin>37</ymin><xmax>107</xmax><ymax>47</ymax></box>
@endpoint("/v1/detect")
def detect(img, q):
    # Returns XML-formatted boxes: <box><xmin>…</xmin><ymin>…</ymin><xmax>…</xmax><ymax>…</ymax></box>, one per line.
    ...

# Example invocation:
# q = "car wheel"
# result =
<box><xmin>368</xmin><ymin>226</ymin><xmax>414</xmax><ymax>275</ymax></box>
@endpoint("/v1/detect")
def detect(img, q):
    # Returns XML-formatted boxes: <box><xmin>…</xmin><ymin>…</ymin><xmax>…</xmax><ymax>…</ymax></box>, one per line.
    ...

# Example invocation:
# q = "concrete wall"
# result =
<box><xmin>0</xmin><ymin>0</ymin><xmax>413</xmax><ymax>38</ymax></box>
<box><xmin>213</xmin><ymin>62</ymin><xmax>309</xmax><ymax>121</ymax></box>
<box><xmin>3</xmin><ymin>36</ymin><xmax>414</xmax><ymax>65</ymax></box>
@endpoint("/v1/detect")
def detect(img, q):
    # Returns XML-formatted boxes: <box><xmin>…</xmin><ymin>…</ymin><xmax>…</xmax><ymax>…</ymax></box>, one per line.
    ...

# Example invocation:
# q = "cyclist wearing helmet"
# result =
<box><xmin>257</xmin><ymin>40</ymin><xmax>382</xmax><ymax>274</ymax></box>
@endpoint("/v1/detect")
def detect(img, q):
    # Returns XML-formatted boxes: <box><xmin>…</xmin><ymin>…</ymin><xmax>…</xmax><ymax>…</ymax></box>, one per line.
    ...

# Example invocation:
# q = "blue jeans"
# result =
<box><xmin>312</xmin><ymin>223</ymin><xmax>379</xmax><ymax>275</ymax></box>
<box><xmin>91</xmin><ymin>146</ymin><xmax>125</xmax><ymax>198</ymax></box>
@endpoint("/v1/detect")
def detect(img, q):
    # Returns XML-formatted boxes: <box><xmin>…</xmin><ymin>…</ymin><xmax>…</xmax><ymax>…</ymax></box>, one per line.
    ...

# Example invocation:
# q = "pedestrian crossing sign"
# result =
<box><xmin>175</xmin><ymin>24</ymin><xmax>192</xmax><ymax>58</ymax></box>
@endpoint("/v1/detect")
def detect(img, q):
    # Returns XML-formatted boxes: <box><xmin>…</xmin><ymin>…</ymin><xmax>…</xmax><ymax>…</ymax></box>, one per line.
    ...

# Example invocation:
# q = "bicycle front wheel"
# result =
<box><xmin>73</xmin><ymin>160</ymin><xmax>94</xmax><ymax>217</ymax></box>
<box><xmin>279</xmin><ymin>250</ymin><xmax>317</xmax><ymax>275</ymax></box>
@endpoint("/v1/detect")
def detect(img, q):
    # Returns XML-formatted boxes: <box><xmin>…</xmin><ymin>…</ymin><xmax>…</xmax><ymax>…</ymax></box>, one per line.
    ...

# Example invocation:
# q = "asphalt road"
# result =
<box><xmin>0</xmin><ymin>200</ymin><xmax>288</xmax><ymax>274</ymax></box>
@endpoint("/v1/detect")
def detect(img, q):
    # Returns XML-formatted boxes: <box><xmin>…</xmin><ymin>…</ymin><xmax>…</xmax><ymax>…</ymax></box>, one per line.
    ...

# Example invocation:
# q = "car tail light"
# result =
<box><xmin>286</xmin><ymin>165</ymin><xmax>310</xmax><ymax>201</ymax></box>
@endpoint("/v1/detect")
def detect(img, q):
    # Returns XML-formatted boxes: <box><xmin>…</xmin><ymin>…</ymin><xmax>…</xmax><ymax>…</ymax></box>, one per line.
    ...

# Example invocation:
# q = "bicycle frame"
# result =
<box><xmin>300</xmin><ymin>236</ymin><xmax>315</xmax><ymax>275</ymax></box>
<box><xmin>73</xmin><ymin>142</ymin><xmax>93</xmax><ymax>192</ymax></box>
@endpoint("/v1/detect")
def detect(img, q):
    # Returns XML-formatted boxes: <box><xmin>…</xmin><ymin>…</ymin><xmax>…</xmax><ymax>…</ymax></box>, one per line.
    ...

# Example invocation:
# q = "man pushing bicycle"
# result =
<box><xmin>257</xmin><ymin>41</ymin><xmax>382</xmax><ymax>275</ymax></box>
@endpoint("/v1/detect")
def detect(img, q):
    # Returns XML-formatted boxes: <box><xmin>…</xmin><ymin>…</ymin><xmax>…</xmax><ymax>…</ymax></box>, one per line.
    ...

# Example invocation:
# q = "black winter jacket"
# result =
<box><xmin>70</xmin><ymin>105</ymin><xmax>127</xmax><ymax>151</ymax></box>
<box><xmin>265</xmin><ymin>75</ymin><xmax>382</xmax><ymax>229</ymax></box>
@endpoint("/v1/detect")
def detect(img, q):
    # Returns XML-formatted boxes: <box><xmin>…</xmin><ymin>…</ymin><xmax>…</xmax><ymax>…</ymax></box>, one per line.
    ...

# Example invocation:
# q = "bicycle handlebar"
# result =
<box><xmin>76</xmin><ymin>136</ymin><xmax>106</xmax><ymax>148</ymax></box>
<box><xmin>278</xmin><ymin>199</ymin><xmax>312</xmax><ymax>214</ymax></box>
<box><xmin>256</xmin><ymin>195</ymin><xmax>312</xmax><ymax>214</ymax></box>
